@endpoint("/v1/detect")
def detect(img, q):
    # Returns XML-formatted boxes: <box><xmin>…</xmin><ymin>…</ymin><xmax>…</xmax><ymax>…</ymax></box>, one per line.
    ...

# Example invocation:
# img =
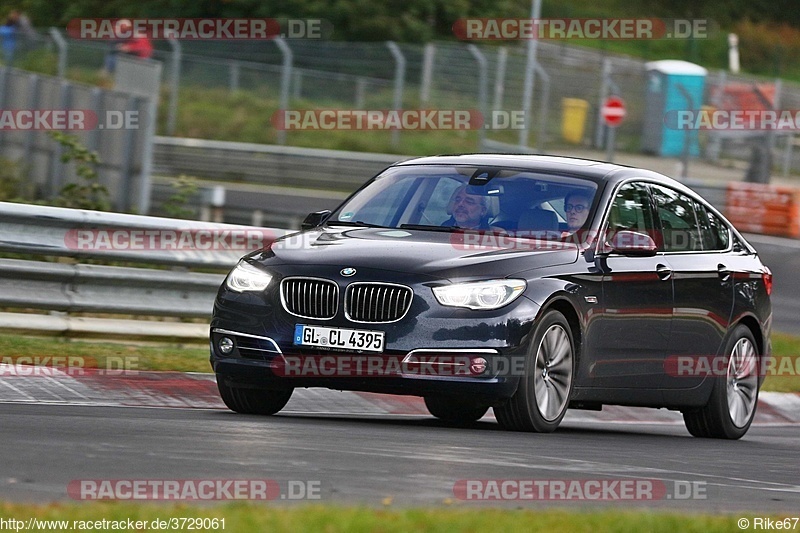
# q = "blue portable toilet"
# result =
<box><xmin>642</xmin><ymin>60</ymin><xmax>707</xmax><ymax>157</ymax></box>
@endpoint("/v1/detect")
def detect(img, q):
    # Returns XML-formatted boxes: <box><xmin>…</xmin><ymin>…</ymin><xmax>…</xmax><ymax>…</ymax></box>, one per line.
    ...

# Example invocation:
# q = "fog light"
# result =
<box><xmin>470</xmin><ymin>357</ymin><xmax>488</xmax><ymax>375</ymax></box>
<box><xmin>218</xmin><ymin>337</ymin><xmax>234</xmax><ymax>354</ymax></box>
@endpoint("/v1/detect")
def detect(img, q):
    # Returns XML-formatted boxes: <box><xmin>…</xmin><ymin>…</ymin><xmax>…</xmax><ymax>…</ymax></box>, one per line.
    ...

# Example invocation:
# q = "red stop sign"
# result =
<box><xmin>601</xmin><ymin>96</ymin><xmax>626</xmax><ymax>127</ymax></box>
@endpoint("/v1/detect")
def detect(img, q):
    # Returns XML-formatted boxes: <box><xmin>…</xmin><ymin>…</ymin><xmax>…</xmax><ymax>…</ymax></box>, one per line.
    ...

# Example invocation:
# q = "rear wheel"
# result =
<box><xmin>495</xmin><ymin>309</ymin><xmax>575</xmax><ymax>432</ymax></box>
<box><xmin>683</xmin><ymin>325</ymin><xmax>759</xmax><ymax>439</ymax></box>
<box><xmin>217</xmin><ymin>377</ymin><xmax>293</xmax><ymax>415</ymax></box>
<box><xmin>424</xmin><ymin>396</ymin><xmax>489</xmax><ymax>424</ymax></box>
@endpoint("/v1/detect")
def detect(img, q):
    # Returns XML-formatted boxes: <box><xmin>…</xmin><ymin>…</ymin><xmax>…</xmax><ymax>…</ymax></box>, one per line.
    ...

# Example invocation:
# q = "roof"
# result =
<box><xmin>393</xmin><ymin>153</ymin><xmax>632</xmax><ymax>179</ymax></box>
<box><xmin>645</xmin><ymin>60</ymin><xmax>708</xmax><ymax>76</ymax></box>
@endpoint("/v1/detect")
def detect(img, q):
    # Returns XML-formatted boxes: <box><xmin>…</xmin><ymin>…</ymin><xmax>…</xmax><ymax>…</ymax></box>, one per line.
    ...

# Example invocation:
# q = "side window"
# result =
<box><xmin>650</xmin><ymin>184</ymin><xmax>703</xmax><ymax>252</ymax></box>
<box><xmin>606</xmin><ymin>182</ymin><xmax>657</xmax><ymax>237</ymax></box>
<box><xmin>694</xmin><ymin>201</ymin><xmax>731</xmax><ymax>251</ymax></box>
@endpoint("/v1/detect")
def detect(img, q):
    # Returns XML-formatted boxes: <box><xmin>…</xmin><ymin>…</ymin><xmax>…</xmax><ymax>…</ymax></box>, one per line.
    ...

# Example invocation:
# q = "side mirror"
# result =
<box><xmin>606</xmin><ymin>230</ymin><xmax>658</xmax><ymax>257</ymax></box>
<box><xmin>301</xmin><ymin>210</ymin><xmax>332</xmax><ymax>230</ymax></box>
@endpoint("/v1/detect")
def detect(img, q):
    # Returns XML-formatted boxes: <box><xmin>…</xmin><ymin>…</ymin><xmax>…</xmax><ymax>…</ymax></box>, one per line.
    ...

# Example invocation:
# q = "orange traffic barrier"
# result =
<box><xmin>725</xmin><ymin>182</ymin><xmax>800</xmax><ymax>238</ymax></box>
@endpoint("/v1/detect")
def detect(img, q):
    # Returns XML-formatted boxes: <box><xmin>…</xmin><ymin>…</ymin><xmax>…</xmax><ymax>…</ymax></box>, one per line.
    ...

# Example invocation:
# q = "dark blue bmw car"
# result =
<box><xmin>210</xmin><ymin>155</ymin><xmax>772</xmax><ymax>439</ymax></box>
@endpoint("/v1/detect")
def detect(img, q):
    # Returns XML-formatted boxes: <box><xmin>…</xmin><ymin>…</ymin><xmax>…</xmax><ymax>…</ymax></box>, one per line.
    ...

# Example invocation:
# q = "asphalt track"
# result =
<box><xmin>0</xmin><ymin>401</ymin><xmax>798</xmax><ymax>512</ymax></box>
<box><xmin>0</xmin><ymin>233</ymin><xmax>797</xmax><ymax>513</ymax></box>
<box><xmin>747</xmin><ymin>233</ymin><xmax>800</xmax><ymax>335</ymax></box>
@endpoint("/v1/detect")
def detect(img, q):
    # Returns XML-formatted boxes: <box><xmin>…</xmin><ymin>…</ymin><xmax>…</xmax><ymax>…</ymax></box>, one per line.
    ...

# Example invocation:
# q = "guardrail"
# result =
<box><xmin>0</xmin><ymin>202</ymin><xmax>290</xmax><ymax>340</ymax></box>
<box><xmin>1</xmin><ymin>171</ymin><xmax>798</xmax><ymax>340</ymax></box>
<box><xmin>153</xmin><ymin>136</ymin><xmax>405</xmax><ymax>192</ymax></box>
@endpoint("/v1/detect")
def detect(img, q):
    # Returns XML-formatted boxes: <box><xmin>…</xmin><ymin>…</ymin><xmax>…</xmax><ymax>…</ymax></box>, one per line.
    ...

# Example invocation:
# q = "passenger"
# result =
<box><xmin>564</xmin><ymin>190</ymin><xmax>592</xmax><ymax>235</ymax></box>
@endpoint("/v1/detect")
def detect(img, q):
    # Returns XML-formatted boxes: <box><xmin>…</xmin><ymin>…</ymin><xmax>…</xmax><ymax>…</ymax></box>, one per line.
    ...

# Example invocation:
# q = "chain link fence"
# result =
<box><xmin>8</xmin><ymin>30</ymin><xmax>800</xmax><ymax>177</ymax></box>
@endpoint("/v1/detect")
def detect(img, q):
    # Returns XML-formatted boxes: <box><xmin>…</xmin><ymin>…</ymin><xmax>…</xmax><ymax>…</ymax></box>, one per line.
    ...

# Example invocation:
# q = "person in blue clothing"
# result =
<box><xmin>0</xmin><ymin>10</ymin><xmax>35</xmax><ymax>64</ymax></box>
<box><xmin>0</xmin><ymin>14</ymin><xmax>17</xmax><ymax>63</ymax></box>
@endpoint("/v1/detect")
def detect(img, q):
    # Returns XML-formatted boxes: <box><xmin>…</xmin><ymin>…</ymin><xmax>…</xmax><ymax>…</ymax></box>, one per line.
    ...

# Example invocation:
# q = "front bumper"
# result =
<box><xmin>209</xmin><ymin>324</ymin><xmax>527</xmax><ymax>402</ymax></box>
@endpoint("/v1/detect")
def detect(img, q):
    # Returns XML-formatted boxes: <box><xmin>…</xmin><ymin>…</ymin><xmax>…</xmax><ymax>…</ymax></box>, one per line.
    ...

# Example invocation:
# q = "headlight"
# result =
<box><xmin>225</xmin><ymin>261</ymin><xmax>272</xmax><ymax>292</ymax></box>
<box><xmin>432</xmin><ymin>279</ymin><xmax>526</xmax><ymax>310</ymax></box>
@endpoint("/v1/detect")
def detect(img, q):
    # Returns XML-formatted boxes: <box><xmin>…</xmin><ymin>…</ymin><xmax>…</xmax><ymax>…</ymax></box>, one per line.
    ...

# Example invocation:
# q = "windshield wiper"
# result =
<box><xmin>399</xmin><ymin>224</ymin><xmax>460</xmax><ymax>232</ymax></box>
<box><xmin>327</xmin><ymin>220</ymin><xmax>387</xmax><ymax>228</ymax></box>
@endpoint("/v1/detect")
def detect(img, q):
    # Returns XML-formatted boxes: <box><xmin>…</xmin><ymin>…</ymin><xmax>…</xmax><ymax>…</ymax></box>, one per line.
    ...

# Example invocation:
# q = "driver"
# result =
<box><xmin>441</xmin><ymin>185</ymin><xmax>491</xmax><ymax>230</ymax></box>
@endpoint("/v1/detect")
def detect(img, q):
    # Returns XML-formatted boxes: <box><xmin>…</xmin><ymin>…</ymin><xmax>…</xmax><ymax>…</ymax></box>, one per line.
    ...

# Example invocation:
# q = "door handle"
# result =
<box><xmin>656</xmin><ymin>264</ymin><xmax>672</xmax><ymax>281</ymax></box>
<box><xmin>718</xmin><ymin>264</ymin><xmax>731</xmax><ymax>282</ymax></box>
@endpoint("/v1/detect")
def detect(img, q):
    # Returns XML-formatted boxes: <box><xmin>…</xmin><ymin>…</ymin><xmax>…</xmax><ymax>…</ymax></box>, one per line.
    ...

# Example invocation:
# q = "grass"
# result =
<box><xmin>0</xmin><ymin>331</ymin><xmax>798</xmax><ymax>392</ymax></box>
<box><xmin>762</xmin><ymin>333</ymin><xmax>800</xmax><ymax>392</ymax></box>
<box><xmin>0</xmin><ymin>503</ymin><xmax>788</xmax><ymax>532</ymax></box>
<box><xmin>0</xmin><ymin>333</ymin><xmax>210</xmax><ymax>373</ymax></box>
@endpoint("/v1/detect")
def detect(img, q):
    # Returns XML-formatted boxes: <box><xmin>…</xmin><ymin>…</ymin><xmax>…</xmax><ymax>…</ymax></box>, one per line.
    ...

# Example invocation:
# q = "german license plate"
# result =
<box><xmin>293</xmin><ymin>324</ymin><xmax>385</xmax><ymax>353</ymax></box>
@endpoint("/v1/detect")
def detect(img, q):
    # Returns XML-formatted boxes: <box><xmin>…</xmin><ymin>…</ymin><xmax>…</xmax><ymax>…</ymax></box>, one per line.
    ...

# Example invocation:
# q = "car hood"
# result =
<box><xmin>252</xmin><ymin>226</ymin><xmax>579</xmax><ymax>280</ymax></box>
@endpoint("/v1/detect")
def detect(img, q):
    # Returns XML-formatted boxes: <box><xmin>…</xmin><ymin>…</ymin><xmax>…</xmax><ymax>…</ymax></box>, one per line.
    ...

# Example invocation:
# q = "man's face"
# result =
<box><xmin>565</xmin><ymin>195</ymin><xmax>591</xmax><ymax>232</ymax></box>
<box><xmin>451</xmin><ymin>189</ymin><xmax>487</xmax><ymax>228</ymax></box>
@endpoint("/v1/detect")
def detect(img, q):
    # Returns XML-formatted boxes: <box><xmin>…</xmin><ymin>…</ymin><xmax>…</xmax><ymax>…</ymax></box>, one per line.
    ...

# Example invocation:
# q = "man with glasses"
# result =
<box><xmin>564</xmin><ymin>190</ymin><xmax>592</xmax><ymax>235</ymax></box>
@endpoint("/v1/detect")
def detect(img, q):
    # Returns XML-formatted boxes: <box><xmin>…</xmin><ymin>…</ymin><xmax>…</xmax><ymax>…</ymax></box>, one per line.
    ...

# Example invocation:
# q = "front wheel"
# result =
<box><xmin>424</xmin><ymin>396</ymin><xmax>489</xmax><ymax>424</ymax></box>
<box><xmin>683</xmin><ymin>325</ymin><xmax>760</xmax><ymax>439</ymax></box>
<box><xmin>217</xmin><ymin>377</ymin><xmax>293</xmax><ymax>415</ymax></box>
<box><xmin>495</xmin><ymin>309</ymin><xmax>575</xmax><ymax>432</ymax></box>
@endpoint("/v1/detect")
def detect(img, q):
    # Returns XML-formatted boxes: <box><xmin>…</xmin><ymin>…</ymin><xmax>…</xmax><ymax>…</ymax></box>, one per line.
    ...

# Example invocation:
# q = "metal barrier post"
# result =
<box><xmin>0</xmin><ymin>67</ymin><xmax>8</xmax><ymax>147</ymax></box>
<box><xmin>676</xmin><ymin>83</ymin><xmax>694</xmax><ymax>180</ymax></box>
<box><xmin>229</xmin><ymin>61</ymin><xmax>240</xmax><ymax>93</ymax></box>
<box><xmin>293</xmin><ymin>69</ymin><xmax>302</xmax><ymax>99</ymax></box>
<box><xmin>22</xmin><ymin>74</ymin><xmax>41</xmax><ymax>166</ymax></box>
<box><xmin>420</xmin><ymin>43</ymin><xmax>435</xmax><ymax>104</ymax></box>
<box><xmin>534</xmin><ymin>62</ymin><xmax>550</xmax><ymax>152</ymax></box>
<box><xmin>355</xmin><ymin>77</ymin><xmax>366</xmax><ymax>108</ymax></box>
<box><xmin>166</xmin><ymin>38</ymin><xmax>181</xmax><ymax>136</ymax></box>
<box><xmin>48</xmin><ymin>28</ymin><xmax>67</xmax><ymax>79</ymax></box>
<box><xmin>274</xmin><ymin>38</ymin><xmax>293</xmax><ymax>145</ymax></box>
<box><xmin>595</xmin><ymin>58</ymin><xmax>611</xmax><ymax>149</ymax></box>
<box><xmin>467</xmin><ymin>44</ymin><xmax>488</xmax><ymax>147</ymax></box>
<box><xmin>46</xmin><ymin>81</ymin><xmax>71</xmax><ymax>197</ymax></box>
<box><xmin>782</xmin><ymin>134</ymin><xmax>794</xmax><ymax>177</ymax></box>
<box><xmin>492</xmin><ymin>47</ymin><xmax>508</xmax><ymax>111</ymax></box>
<box><xmin>518</xmin><ymin>0</ymin><xmax>542</xmax><ymax>148</ymax></box>
<box><xmin>119</xmin><ymin>95</ymin><xmax>141</xmax><ymax>211</ymax></box>
<box><xmin>386</xmin><ymin>42</ymin><xmax>406</xmax><ymax>149</ymax></box>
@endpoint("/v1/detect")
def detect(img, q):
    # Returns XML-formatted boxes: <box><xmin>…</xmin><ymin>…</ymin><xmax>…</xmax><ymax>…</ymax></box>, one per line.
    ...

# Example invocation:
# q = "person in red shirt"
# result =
<box><xmin>103</xmin><ymin>19</ymin><xmax>153</xmax><ymax>75</ymax></box>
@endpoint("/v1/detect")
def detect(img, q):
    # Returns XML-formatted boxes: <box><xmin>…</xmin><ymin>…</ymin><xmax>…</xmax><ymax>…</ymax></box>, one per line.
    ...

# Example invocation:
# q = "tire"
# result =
<box><xmin>424</xmin><ymin>396</ymin><xmax>489</xmax><ymax>424</ymax></box>
<box><xmin>495</xmin><ymin>309</ymin><xmax>575</xmax><ymax>432</ymax></box>
<box><xmin>682</xmin><ymin>325</ymin><xmax>760</xmax><ymax>440</ymax></box>
<box><xmin>217</xmin><ymin>377</ymin><xmax>293</xmax><ymax>415</ymax></box>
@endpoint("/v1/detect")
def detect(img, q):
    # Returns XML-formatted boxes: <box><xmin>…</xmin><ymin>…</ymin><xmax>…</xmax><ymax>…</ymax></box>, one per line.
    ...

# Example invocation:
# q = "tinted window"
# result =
<box><xmin>694</xmin><ymin>201</ymin><xmax>730</xmax><ymax>251</ymax></box>
<box><xmin>650</xmin><ymin>184</ymin><xmax>703</xmax><ymax>252</ymax></box>
<box><xmin>332</xmin><ymin>166</ymin><xmax>598</xmax><ymax>233</ymax></box>
<box><xmin>606</xmin><ymin>182</ymin><xmax>657</xmax><ymax>237</ymax></box>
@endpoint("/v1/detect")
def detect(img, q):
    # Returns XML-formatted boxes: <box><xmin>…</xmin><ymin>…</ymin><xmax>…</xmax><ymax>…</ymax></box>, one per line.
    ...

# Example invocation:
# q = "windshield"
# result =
<box><xmin>330</xmin><ymin>165</ymin><xmax>600</xmax><ymax>237</ymax></box>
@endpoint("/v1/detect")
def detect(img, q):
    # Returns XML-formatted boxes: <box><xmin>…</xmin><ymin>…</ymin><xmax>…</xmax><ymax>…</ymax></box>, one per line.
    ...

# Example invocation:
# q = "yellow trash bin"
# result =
<box><xmin>561</xmin><ymin>98</ymin><xmax>589</xmax><ymax>144</ymax></box>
